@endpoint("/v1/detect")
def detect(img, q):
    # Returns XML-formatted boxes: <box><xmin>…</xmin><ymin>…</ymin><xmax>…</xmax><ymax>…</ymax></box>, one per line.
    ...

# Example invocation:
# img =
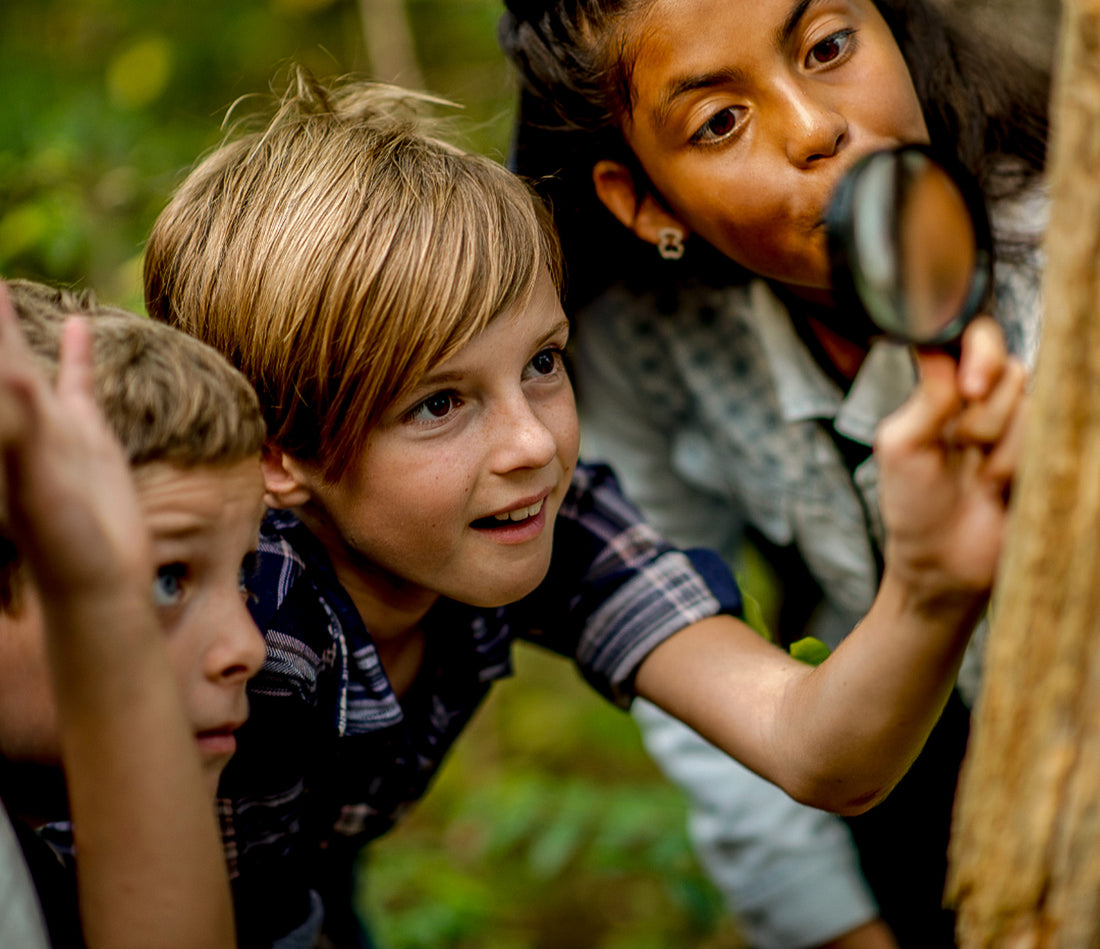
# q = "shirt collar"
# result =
<box><xmin>749</xmin><ymin>280</ymin><xmax>917</xmax><ymax>445</ymax></box>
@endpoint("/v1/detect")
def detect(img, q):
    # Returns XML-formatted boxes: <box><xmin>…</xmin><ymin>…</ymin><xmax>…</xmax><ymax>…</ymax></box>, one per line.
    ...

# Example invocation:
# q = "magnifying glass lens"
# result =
<box><xmin>827</xmin><ymin>146</ymin><xmax>992</xmax><ymax>346</ymax></box>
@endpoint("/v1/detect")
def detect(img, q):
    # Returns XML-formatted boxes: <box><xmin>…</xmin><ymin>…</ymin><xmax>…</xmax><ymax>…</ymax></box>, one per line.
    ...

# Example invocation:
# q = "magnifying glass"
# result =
<box><xmin>825</xmin><ymin>145</ymin><xmax>993</xmax><ymax>347</ymax></box>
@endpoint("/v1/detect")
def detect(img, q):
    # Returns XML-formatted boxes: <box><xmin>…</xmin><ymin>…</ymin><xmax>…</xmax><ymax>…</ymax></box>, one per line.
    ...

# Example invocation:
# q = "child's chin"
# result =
<box><xmin>203</xmin><ymin>760</ymin><xmax>231</xmax><ymax>799</ymax></box>
<box><xmin>463</xmin><ymin>573</ymin><xmax>549</xmax><ymax>609</ymax></box>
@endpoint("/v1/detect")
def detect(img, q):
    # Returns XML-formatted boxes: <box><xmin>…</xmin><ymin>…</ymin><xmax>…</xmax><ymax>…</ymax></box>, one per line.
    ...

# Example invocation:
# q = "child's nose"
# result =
<box><xmin>205</xmin><ymin>597</ymin><xmax>267</xmax><ymax>685</ymax></box>
<box><xmin>491</xmin><ymin>398</ymin><xmax>558</xmax><ymax>473</ymax></box>
<box><xmin>782</xmin><ymin>86</ymin><xmax>847</xmax><ymax>168</ymax></box>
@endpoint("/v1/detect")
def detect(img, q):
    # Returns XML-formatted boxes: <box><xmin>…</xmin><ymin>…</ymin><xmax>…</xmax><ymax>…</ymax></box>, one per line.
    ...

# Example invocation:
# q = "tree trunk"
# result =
<box><xmin>358</xmin><ymin>0</ymin><xmax>425</xmax><ymax>90</ymax></box>
<box><xmin>946</xmin><ymin>0</ymin><xmax>1100</xmax><ymax>944</ymax></box>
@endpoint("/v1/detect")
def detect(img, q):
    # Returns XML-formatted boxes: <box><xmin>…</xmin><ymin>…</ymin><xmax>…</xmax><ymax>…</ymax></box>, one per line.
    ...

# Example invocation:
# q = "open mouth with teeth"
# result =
<box><xmin>471</xmin><ymin>498</ymin><xmax>545</xmax><ymax>529</ymax></box>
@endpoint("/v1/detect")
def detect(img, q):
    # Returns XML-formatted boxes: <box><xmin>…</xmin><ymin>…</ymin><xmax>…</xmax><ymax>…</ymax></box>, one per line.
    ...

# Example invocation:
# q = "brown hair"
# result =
<box><xmin>144</xmin><ymin>69</ymin><xmax>563</xmax><ymax>481</ymax></box>
<box><xmin>7</xmin><ymin>279</ymin><xmax>265</xmax><ymax>469</ymax></box>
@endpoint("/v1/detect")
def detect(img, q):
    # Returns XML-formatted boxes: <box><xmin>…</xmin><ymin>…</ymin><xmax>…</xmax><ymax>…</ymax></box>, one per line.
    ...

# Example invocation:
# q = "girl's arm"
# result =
<box><xmin>635</xmin><ymin>317</ymin><xmax>1026</xmax><ymax>814</ymax></box>
<box><xmin>578</xmin><ymin>293</ymin><xmax>892</xmax><ymax>946</ymax></box>
<box><xmin>0</xmin><ymin>283</ymin><xmax>236</xmax><ymax>949</ymax></box>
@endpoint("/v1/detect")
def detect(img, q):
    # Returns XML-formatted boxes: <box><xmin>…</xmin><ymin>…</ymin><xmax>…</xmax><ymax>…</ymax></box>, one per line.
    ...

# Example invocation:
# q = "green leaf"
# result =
<box><xmin>789</xmin><ymin>636</ymin><xmax>831</xmax><ymax>666</ymax></box>
<box><xmin>738</xmin><ymin>588</ymin><xmax>774</xmax><ymax>641</ymax></box>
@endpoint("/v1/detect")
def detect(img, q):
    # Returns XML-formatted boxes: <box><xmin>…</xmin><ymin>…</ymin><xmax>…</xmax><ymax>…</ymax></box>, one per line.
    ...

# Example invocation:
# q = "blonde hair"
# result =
<box><xmin>7</xmin><ymin>279</ymin><xmax>265</xmax><ymax>468</ymax></box>
<box><xmin>0</xmin><ymin>279</ymin><xmax>266</xmax><ymax>611</ymax></box>
<box><xmin>144</xmin><ymin>69</ymin><xmax>563</xmax><ymax>480</ymax></box>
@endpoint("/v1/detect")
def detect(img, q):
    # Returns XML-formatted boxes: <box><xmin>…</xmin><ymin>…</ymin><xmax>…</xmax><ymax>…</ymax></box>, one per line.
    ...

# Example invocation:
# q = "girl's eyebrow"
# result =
<box><xmin>649</xmin><ymin>0</ymin><xmax>825</xmax><ymax>132</ymax></box>
<box><xmin>653</xmin><ymin>67</ymin><xmax>748</xmax><ymax>132</ymax></box>
<box><xmin>777</xmin><ymin>0</ymin><xmax>822</xmax><ymax>46</ymax></box>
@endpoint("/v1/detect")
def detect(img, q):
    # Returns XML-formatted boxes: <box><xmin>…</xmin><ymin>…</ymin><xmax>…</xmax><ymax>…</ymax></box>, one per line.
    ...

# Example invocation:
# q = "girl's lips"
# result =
<box><xmin>195</xmin><ymin>728</ymin><xmax>239</xmax><ymax>758</ymax></box>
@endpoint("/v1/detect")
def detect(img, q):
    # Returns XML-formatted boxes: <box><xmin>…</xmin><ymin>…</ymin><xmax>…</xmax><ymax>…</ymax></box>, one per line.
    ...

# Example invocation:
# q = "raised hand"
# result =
<box><xmin>0</xmin><ymin>281</ymin><xmax>151</xmax><ymax>602</ymax></box>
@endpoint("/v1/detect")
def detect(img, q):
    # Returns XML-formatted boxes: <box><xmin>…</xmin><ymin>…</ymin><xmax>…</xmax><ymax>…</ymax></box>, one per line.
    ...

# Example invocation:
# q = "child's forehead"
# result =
<box><xmin>132</xmin><ymin>457</ymin><xmax>265</xmax><ymax>542</ymax></box>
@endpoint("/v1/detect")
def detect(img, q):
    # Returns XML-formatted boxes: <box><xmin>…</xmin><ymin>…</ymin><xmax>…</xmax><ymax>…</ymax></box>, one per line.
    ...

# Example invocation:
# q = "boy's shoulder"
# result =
<box><xmin>245</xmin><ymin>509</ymin><xmax>360</xmax><ymax>684</ymax></box>
<box><xmin>549</xmin><ymin>459</ymin><xmax>743</xmax><ymax>613</ymax></box>
<box><xmin>247</xmin><ymin>509</ymin><xmax>315</xmax><ymax>625</ymax></box>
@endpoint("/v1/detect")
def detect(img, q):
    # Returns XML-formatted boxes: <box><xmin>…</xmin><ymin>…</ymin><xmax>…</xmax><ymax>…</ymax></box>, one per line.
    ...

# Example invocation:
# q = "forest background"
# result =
<box><xmin>0</xmin><ymin>1</ymin><xmax>1062</xmax><ymax>947</ymax></box>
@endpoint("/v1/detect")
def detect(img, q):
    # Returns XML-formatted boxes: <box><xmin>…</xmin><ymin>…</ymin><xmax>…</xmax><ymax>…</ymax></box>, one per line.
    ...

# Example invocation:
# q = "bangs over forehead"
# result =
<box><xmin>145</xmin><ymin>75</ymin><xmax>562</xmax><ymax>481</ymax></box>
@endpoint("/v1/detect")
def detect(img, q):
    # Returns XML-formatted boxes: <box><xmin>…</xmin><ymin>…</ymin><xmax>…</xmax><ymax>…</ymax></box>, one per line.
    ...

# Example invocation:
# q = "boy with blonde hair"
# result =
<box><xmin>0</xmin><ymin>279</ymin><xmax>268</xmax><ymax>948</ymax></box>
<box><xmin>145</xmin><ymin>72</ymin><xmax>1026</xmax><ymax>947</ymax></box>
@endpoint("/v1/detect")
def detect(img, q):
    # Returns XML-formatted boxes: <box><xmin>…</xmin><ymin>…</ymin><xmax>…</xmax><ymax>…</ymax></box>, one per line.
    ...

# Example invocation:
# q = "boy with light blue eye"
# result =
<box><xmin>0</xmin><ymin>278</ymin><xmax>268</xmax><ymax>949</ymax></box>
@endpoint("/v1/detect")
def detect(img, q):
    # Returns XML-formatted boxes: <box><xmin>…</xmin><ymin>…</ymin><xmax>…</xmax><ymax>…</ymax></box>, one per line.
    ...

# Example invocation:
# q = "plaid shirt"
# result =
<box><xmin>221</xmin><ymin>461</ymin><xmax>741</xmax><ymax>945</ymax></box>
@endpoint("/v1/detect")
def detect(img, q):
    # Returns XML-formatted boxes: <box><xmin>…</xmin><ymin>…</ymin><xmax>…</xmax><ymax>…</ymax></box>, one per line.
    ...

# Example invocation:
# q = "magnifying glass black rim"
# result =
<box><xmin>825</xmin><ymin>143</ymin><xmax>994</xmax><ymax>347</ymax></box>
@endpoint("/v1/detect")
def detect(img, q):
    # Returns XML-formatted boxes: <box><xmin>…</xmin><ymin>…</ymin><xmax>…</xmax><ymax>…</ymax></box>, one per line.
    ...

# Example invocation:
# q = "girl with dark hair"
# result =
<box><xmin>500</xmin><ymin>2</ymin><xmax>1050</xmax><ymax>946</ymax></box>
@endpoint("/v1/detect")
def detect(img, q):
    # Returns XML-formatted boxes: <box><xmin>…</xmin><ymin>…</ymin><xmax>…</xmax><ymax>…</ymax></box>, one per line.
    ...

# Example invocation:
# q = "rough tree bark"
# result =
<box><xmin>946</xmin><ymin>0</ymin><xmax>1100</xmax><ymax>944</ymax></box>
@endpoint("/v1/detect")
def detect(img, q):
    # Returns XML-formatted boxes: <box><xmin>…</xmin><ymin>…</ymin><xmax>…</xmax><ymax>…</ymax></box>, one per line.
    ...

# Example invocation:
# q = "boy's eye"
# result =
<box><xmin>692</xmin><ymin>106</ymin><xmax>744</xmax><ymax>145</ymax></box>
<box><xmin>407</xmin><ymin>391</ymin><xmax>460</xmax><ymax>423</ymax></box>
<box><xmin>153</xmin><ymin>563</ymin><xmax>187</xmax><ymax>608</ymax></box>
<box><xmin>807</xmin><ymin>30</ymin><xmax>854</xmax><ymax>67</ymax></box>
<box><xmin>527</xmin><ymin>348</ymin><xmax>562</xmax><ymax>377</ymax></box>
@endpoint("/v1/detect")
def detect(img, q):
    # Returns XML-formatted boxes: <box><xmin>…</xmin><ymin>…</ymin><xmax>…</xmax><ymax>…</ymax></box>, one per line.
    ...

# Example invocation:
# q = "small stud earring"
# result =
<box><xmin>657</xmin><ymin>227</ymin><xmax>685</xmax><ymax>260</ymax></box>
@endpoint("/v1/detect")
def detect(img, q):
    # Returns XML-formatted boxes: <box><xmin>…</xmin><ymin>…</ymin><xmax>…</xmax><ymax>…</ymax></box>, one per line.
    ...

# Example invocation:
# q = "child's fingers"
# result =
<box><xmin>56</xmin><ymin>317</ymin><xmax>96</xmax><ymax>406</ymax></box>
<box><xmin>0</xmin><ymin>281</ymin><xmax>37</xmax><ymax>443</ymax></box>
<box><xmin>955</xmin><ymin>315</ymin><xmax>1009</xmax><ymax>400</ymax></box>
<box><xmin>0</xmin><ymin>281</ymin><xmax>26</xmax><ymax>374</ymax></box>
<box><xmin>0</xmin><ymin>281</ymin><xmax>32</xmax><ymax>362</ymax></box>
<box><xmin>0</xmin><ymin>284</ymin><xmax>18</xmax><ymax>434</ymax></box>
<box><xmin>0</xmin><ymin>281</ymin><xmax>14</xmax><ymax>332</ymax></box>
<box><xmin>877</xmin><ymin>348</ymin><xmax>961</xmax><ymax>454</ymax></box>
<box><xmin>979</xmin><ymin>388</ymin><xmax>1029</xmax><ymax>489</ymax></box>
<box><xmin>952</xmin><ymin>357</ymin><xmax>1028</xmax><ymax>447</ymax></box>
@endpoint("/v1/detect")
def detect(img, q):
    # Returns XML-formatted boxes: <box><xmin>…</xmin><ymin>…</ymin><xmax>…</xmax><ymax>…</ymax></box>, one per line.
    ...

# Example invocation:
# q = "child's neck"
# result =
<box><xmin>329</xmin><ymin>558</ymin><xmax>435</xmax><ymax>699</ymax></box>
<box><xmin>772</xmin><ymin>283</ymin><xmax>872</xmax><ymax>384</ymax></box>
<box><xmin>294</xmin><ymin>506</ymin><xmax>436</xmax><ymax>697</ymax></box>
<box><xmin>804</xmin><ymin>316</ymin><xmax>868</xmax><ymax>384</ymax></box>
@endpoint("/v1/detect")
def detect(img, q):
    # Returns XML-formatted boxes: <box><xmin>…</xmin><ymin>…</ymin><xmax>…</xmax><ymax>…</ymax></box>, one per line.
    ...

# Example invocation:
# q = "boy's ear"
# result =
<box><xmin>260</xmin><ymin>444</ymin><xmax>313</xmax><ymax>510</ymax></box>
<box><xmin>592</xmin><ymin>160</ymin><xmax>690</xmax><ymax>246</ymax></box>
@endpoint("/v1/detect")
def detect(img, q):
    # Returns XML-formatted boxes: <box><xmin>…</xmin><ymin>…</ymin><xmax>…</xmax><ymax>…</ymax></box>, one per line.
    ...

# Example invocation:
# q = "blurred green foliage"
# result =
<box><xmin>0</xmin><ymin>0</ymin><xmax>516</xmax><ymax>312</ymax></box>
<box><xmin>363</xmin><ymin>645</ymin><xmax>744</xmax><ymax>949</ymax></box>
<box><xmin>1</xmin><ymin>2</ymin><xmax>745</xmax><ymax>945</ymax></box>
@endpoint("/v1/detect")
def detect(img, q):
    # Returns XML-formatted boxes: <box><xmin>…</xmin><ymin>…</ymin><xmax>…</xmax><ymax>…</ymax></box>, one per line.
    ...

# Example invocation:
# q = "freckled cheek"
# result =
<box><xmin>548</xmin><ymin>400</ymin><xmax>580</xmax><ymax>470</ymax></box>
<box><xmin>405</xmin><ymin>456</ymin><xmax>480</xmax><ymax>531</ymax></box>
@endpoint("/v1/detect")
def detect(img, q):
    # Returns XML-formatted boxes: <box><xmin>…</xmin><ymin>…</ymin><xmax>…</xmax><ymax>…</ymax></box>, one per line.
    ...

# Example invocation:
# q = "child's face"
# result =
<box><xmin>299</xmin><ymin>269</ymin><xmax>579</xmax><ymax>612</ymax></box>
<box><xmin>135</xmin><ymin>458</ymin><xmax>268</xmax><ymax>794</ymax></box>
<box><xmin>618</xmin><ymin>0</ymin><xmax>929</xmax><ymax>294</ymax></box>
<box><xmin>0</xmin><ymin>458</ymin><xmax>267</xmax><ymax>798</ymax></box>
